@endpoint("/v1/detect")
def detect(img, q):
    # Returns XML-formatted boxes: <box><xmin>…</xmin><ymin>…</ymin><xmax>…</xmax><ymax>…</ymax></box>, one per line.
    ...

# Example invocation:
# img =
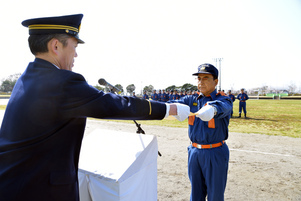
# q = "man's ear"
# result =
<box><xmin>48</xmin><ymin>38</ymin><xmax>60</xmax><ymax>55</ymax></box>
<box><xmin>214</xmin><ymin>79</ymin><xmax>219</xmax><ymax>87</ymax></box>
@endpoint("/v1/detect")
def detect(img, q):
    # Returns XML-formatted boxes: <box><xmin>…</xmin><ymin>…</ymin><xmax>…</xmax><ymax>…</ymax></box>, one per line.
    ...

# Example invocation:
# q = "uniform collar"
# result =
<box><xmin>197</xmin><ymin>89</ymin><xmax>217</xmax><ymax>100</ymax></box>
<box><xmin>34</xmin><ymin>58</ymin><xmax>60</xmax><ymax>69</ymax></box>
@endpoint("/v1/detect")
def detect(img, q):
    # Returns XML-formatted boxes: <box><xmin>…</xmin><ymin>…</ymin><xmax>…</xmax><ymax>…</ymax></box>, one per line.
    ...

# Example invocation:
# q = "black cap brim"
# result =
<box><xmin>192</xmin><ymin>71</ymin><xmax>212</xmax><ymax>76</ymax></box>
<box><xmin>74</xmin><ymin>35</ymin><xmax>84</xmax><ymax>44</ymax></box>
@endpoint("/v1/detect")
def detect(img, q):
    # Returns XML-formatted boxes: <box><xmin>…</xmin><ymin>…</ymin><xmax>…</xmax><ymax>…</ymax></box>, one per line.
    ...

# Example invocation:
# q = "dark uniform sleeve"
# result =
<box><xmin>60</xmin><ymin>73</ymin><xmax>166</xmax><ymax>120</ymax></box>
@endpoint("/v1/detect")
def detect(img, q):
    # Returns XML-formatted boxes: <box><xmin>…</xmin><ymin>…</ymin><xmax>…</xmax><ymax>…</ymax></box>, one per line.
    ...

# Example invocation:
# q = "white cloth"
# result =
<box><xmin>173</xmin><ymin>103</ymin><xmax>190</xmax><ymax>121</ymax></box>
<box><xmin>196</xmin><ymin>105</ymin><xmax>215</xmax><ymax>121</ymax></box>
<box><xmin>78</xmin><ymin>129</ymin><xmax>158</xmax><ymax>201</ymax></box>
<box><xmin>164</xmin><ymin>103</ymin><xmax>170</xmax><ymax>119</ymax></box>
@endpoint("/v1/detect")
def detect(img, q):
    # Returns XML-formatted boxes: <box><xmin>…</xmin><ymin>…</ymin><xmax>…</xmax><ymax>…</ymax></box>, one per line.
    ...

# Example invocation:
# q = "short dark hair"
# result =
<box><xmin>28</xmin><ymin>34</ymin><xmax>71</xmax><ymax>55</ymax></box>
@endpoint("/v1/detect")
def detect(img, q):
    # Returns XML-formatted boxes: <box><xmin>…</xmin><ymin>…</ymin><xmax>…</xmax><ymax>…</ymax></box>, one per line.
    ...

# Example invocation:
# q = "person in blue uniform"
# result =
<box><xmin>151</xmin><ymin>89</ymin><xmax>159</xmax><ymax>101</ymax></box>
<box><xmin>0</xmin><ymin>14</ymin><xmax>190</xmax><ymax>201</ymax></box>
<box><xmin>161</xmin><ymin>89</ymin><xmax>168</xmax><ymax>102</ymax></box>
<box><xmin>166</xmin><ymin>90</ymin><xmax>170</xmax><ymax>100</ymax></box>
<box><xmin>169</xmin><ymin>90</ymin><xmax>174</xmax><ymax>101</ymax></box>
<box><xmin>227</xmin><ymin>90</ymin><xmax>235</xmax><ymax>117</ymax></box>
<box><xmin>157</xmin><ymin>90</ymin><xmax>162</xmax><ymax>101</ymax></box>
<box><xmin>193</xmin><ymin>90</ymin><xmax>199</xmax><ymax>97</ymax></box>
<box><xmin>142</xmin><ymin>91</ymin><xmax>149</xmax><ymax>99</ymax></box>
<box><xmin>173</xmin><ymin>90</ymin><xmax>180</xmax><ymax>100</ymax></box>
<box><xmin>169</xmin><ymin>63</ymin><xmax>232</xmax><ymax>201</ymax></box>
<box><xmin>237</xmin><ymin>88</ymin><xmax>249</xmax><ymax>118</ymax></box>
<box><xmin>180</xmin><ymin>91</ymin><xmax>185</xmax><ymax>98</ymax></box>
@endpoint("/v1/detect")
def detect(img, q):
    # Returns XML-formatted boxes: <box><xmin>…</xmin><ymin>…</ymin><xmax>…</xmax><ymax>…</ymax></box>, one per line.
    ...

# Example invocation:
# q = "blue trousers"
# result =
<box><xmin>239</xmin><ymin>101</ymin><xmax>247</xmax><ymax>114</ymax></box>
<box><xmin>188</xmin><ymin>144</ymin><xmax>229</xmax><ymax>201</ymax></box>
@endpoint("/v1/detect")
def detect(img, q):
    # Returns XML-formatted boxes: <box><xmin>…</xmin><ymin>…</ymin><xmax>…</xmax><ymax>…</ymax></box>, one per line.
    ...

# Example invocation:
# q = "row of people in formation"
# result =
<box><xmin>142</xmin><ymin>89</ymin><xmax>199</xmax><ymax>102</ymax></box>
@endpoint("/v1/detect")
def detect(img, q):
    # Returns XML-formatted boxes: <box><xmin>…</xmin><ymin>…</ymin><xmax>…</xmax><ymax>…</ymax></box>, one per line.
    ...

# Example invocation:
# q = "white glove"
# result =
<box><xmin>196</xmin><ymin>105</ymin><xmax>216</xmax><ymax>121</ymax></box>
<box><xmin>173</xmin><ymin>103</ymin><xmax>190</xmax><ymax>121</ymax></box>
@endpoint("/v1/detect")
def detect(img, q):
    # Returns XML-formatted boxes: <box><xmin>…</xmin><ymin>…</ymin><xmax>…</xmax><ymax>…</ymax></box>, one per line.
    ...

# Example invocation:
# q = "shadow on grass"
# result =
<box><xmin>231</xmin><ymin>116</ymin><xmax>277</xmax><ymax>122</ymax></box>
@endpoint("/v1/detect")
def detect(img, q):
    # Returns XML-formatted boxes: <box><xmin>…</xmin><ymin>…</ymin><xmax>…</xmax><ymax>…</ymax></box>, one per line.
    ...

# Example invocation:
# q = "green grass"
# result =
<box><xmin>229</xmin><ymin>100</ymin><xmax>301</xmax><ymax>137</ymax></box>
<box><xmin>94</xmin><ymin>100</ymin><xmax>301</xmax><ymax>138</ymax></box>
<box><xmin>1</xmin><ymin>100</ymin><xmax>301</xmax><ymax>138</ymax></box>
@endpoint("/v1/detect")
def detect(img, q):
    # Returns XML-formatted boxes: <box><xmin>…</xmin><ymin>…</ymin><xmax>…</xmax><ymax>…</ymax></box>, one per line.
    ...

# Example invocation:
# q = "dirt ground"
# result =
<box><xmin>84</xmin><ymin>119</ymin><xmax>301</xmax><ymax>201</ymax></box>
<box><xmin>0</xmin><ymin>107</ymin><xmax>300</xmax><ymax>201</ymax></box>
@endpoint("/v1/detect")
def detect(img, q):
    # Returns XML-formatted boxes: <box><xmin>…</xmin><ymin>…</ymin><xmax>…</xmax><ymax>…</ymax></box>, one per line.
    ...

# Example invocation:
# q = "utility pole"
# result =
<box><xmin>213</xmin><ymin>58</ymin><xmax>223</xmax><ymax>91</ymax></box>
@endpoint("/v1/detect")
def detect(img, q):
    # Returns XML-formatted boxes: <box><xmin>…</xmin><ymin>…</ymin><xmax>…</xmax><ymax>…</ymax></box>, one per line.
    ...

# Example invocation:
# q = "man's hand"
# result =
<box><xmin>169</xmin><ymin>103</ymin><xmax>190</xmax><ymax>121</ymax></box>
<box><xmin>196</xmin><ymin>105</ymin><xmax>216</xmax><ymax>121</ymax></box>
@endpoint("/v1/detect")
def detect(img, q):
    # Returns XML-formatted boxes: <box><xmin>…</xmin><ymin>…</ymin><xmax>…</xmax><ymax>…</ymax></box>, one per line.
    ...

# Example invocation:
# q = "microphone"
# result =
<box><xmin>98</xmin><ymin>78</ymin><xmax>121</xmax><ymax>94</ymax></box>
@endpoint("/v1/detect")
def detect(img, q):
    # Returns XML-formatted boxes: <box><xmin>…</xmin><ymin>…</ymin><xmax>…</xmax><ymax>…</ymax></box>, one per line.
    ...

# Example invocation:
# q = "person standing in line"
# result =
<box><xmin>161</xmin><ymin>89</ymin><xmax>168</xmax><ymax>102</ymax></box>
<box><xmin>227</xmin><ymin>90</ymin><xmax>235</xmax><ymax>118</ymax></box>
<box><xmin>142</xmin><ymin>91</ymin><xmax>149</xmax><ymax>99</ymax></box>
<box><xmin>0</xmin><ymin>14</ymin><xmax>190</xmax><ymax>201</ymax></box>
<box><xmin>173</xmin><ymin>90</ymin><xmax>180</xmax><ymax>100</ymax></box>
<box><xmin>180</xmin><ymin>91</ymin><xmax>185</xmax><ymax>98</ymax></box>
<box><xmin>169</xmin><ymin>63</ymin><xmax>232</xmax><ymax>201</ymax></box>
<box><xmin>166</xmin><ymin>90</ymin><xmax>170</xmax><ymax>101</ymax></box>
<box><xmin>193</xmin><ymin>90</ymin><xmax>199</xmax><ymax>97</ymax></box>
<box><xmin>237</xmin><ymin>88</ymin><xmax>249</xmax><ymax>118</ymax></box>
<box><xmin>169</xmin><ymin>90</ymin><xmax>174</xmax><ymax>101</ymax></box>
<box><xmin>151</xmin><ymin>89</ymin><xmax>158</xmax><ymax>101</ymax></box>
<box><xmin>157</xmin><ymin>89</ymin><xmax>162</xmax><ymax>101</ymax></box>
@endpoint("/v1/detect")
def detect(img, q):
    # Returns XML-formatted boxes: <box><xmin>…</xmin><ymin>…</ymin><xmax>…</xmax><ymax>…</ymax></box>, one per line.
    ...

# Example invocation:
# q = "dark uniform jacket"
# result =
<box><xmin>0</xmin><ymin>58</ymin><xmax>166</xmax><ymax>201</ymax></box>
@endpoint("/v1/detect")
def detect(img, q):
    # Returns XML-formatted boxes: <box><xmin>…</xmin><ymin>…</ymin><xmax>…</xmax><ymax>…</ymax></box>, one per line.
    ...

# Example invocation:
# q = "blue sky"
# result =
<box><xmin>1</xmin><ymin>0</ymin><xmax>301</xmax><ymax>93</ymax></box>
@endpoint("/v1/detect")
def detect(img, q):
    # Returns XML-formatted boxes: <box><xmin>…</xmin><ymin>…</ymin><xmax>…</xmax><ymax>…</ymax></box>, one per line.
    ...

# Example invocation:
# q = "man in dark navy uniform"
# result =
<box><xmin>0</xmin><ymin>14</ymin><xmax>190</xmax><ymax>201</ymax></box>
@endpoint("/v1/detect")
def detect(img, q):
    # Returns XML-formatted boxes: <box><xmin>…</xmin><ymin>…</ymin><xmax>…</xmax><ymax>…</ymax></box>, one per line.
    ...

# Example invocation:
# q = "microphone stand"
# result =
<box><xmin>133</xmin><ymin>120</ymin><xmax>162</xmax><ymax>157</ymax></box>
<box><xmin>108</xmin><ymin>88</ymin><xmax>162</xmax><ymax>157</ymax></box>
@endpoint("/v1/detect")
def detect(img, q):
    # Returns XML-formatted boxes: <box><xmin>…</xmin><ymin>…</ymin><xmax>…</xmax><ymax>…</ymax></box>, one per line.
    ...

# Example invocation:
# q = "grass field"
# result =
<box><xmin>229</xmin><ymin>100</ymin><xmax>301</xmax><ymax>137</ymax></box>
<box><xmin>97</xmin><ymin>100</ymin><xmax>301</xmax><ymax>138</ymax></box>
<box><xmin>1</xmin><ymin>100</ymin><xmax>300</xmax><ymax>138</ymax></box>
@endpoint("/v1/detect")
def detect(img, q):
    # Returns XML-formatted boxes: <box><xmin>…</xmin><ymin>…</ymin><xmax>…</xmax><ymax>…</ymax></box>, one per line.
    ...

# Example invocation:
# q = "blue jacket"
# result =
<box><xmin>237</xmin><ymin>93</ymin><xmax>249</xmax><ymax>102</ymax></box>
<box><xmin>0</xmin><ymin>58</ymin><xmax>166</xmax><ymax>201</ymax></box>
<box><xmin>157</xmin><ymin>93</ymin><xmax>162</xmax><ymax>101</ymax></box>
<box><xmin>160</xmin><ymin>93</ymin><xmax>168</xmax><ymax>102</ymax></box>
<box><xmin>170</xmin><ymin>90</ymin><xmax>232</xmax><ymax>144</ymax></box>
<box><xmin>142</xmin><ymin>94</ymin><xmax>149</xmax><ymax>99</ymax></box>
<box><xmin>172</xmin><ymin>94</ymin><xmax>180</xmax><ymax>100</ymax></box>
<box><xmin>151</xmin><ymin>93</ymin><xmax>158</xmax><ymax>101</ymax></box>
<box><xmin>228</xmin><ymin>94</ymin><xmax>235</xmax><ymax>102</ymax></box>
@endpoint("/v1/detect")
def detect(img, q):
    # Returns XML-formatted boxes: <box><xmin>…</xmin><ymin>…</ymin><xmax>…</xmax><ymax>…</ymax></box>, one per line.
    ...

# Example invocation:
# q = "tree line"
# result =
<box><xmin>95</xmin><ymin>83</ymin><xmax>198</xmax><ymax>96</ymax></box>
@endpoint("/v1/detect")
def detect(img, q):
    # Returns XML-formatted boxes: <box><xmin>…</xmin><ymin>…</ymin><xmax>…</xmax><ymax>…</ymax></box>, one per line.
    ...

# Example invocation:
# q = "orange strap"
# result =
<box><xmin>188</xmin><ymin>116</ymin><xmax>195</xmax><ymax>125</ymax></box>
<box><xmin>188</xmin><ymin>115</ymin><xmax>215</xmax><ymax>128</ymax></box>
<box><xmin>192</xmin><ymin>141</ymin><xmax>225</xmax><ymax>149</ymax></box>
<box><xmin>208</xmin><ymin>119</ymin><xmax>215</xmax><ymax>128</ymax></box>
